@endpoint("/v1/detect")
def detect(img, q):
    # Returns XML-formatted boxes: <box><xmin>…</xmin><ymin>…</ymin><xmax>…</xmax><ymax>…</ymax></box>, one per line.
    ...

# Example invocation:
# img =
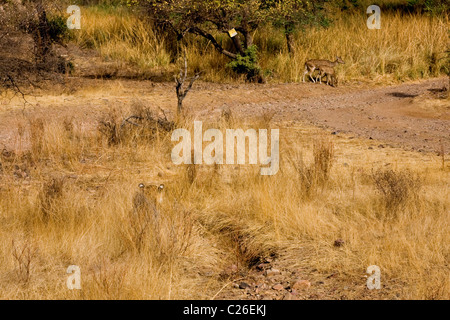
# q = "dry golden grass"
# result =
<box><xmin>73</xmin><ymin>6</ymin><xmax>449</xmax><ymax>84</ymax></box>
<box><xmin>73</xmin><ymin>6</ymin><xmax>171</xmax><ymax>70</ymax></box>
<box><xmin>267</xmin><ymin>12</ymin><xmax>449</xmax><ymax>84</ymax></box>
<box><xmin>0</xmin><ymin>104</ymin><xmax>448</xmax><ymax>299</ymax></box>
<box><xmin>0</xmin><ymin>3</ymin><xmax>448</xmax><ymax>299</ymax></box>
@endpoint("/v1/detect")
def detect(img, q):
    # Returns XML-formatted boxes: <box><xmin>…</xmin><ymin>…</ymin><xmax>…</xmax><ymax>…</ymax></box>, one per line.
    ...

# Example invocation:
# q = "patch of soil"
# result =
<box><xmin>1</xmin><ymin>76</ymin><xmax>447</xmax><ymax>154</ymax></box>
<box><xmin>213</xmin><ymin>246</ymin><xmax>401</xmax><ymax>300</ymax></box>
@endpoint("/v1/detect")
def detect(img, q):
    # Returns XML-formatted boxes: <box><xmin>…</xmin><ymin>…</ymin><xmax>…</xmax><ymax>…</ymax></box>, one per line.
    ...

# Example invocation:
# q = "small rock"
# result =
<box><xmin>334</xmin><ymin>239</ymin><xmax>345</xmax><ymax>247</ymax></box>
<box><xmin>256</xmin><ymin>263</ymin><xmax>269</xmax><ymax>271</ymax></box>
<box><xmin>201</xmin><ymin>271</ymin><xmax>214</xmax><ymax>277</ymax></box>
<box><xmin>272</xmin><ymin>284</ymin><xmax>284</xmax><ymax>291</ymax></box>
<box><xmin>283</xmin><ymin>293</ymin><xmax>293</xmax><ymax>300</ymax></box>
<box><xmin>239</xmin><ymin>282</ymin><xmax>251</xmax><ymax>290</ymax></box>
<box><xmin>292</xmin><ymin>280</ymin><xmax>311</xmax><ymax>290</ymax></box>
<box><xmin>265</xmin><ymin>268</ymin><xmax>281</xmax><ymax>276</ymax></box>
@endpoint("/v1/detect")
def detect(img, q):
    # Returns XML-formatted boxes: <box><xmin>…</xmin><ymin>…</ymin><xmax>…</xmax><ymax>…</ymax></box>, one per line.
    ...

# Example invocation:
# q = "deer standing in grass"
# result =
<box><xmin>302</xmin><ymin>56</ymin><xmax>345</xmax><ymax>83</ymax></box>
<box><xmin>317</xmin><ymin>65</ymin><xmax>338</xmax><ymax>87</ymax></box>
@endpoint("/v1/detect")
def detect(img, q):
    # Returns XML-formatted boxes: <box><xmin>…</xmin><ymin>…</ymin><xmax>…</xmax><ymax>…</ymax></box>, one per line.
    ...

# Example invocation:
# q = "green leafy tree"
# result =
<box><xmin>135</xmin><ymin>0</ymin><xmax>329</xmax><ymax>80</ymax></box>
<box><xmin>142</xmin><ymin>0</ymin><xmax>266</xmax><ymax>58</ymax></box>
<box><xmin>265</xmin><ymin>0</ymin><xmax>330</xmax><ymax>53</ymax></box>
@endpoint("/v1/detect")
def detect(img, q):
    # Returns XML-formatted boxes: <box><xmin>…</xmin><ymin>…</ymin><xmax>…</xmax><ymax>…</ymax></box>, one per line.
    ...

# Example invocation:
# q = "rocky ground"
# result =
<box><xmin>213</xmin><ymin>245</ymin><xmax>400</xmax><ymax>300</ymax></box>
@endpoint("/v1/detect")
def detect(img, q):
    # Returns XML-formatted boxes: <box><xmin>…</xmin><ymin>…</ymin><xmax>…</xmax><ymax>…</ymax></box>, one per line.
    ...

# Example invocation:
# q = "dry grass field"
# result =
<box><xmin>0</xmin><ymin>78</ymin><xmax>448</xmax><ymax>300</ymax></box>
<box><xmin>0</xmin><ymin>1</ymin><xmax>448</xmax><ymax>300</ymax></box>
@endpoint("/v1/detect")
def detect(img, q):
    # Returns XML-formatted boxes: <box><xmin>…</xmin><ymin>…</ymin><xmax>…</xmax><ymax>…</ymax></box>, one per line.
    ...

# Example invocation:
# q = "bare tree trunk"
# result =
<box><xmin>34</xmin><ymin>0</ymin><xmax>51</xmax><ymax>65</ymax></box>
<box><xmin>244</xmin><ymin>31</ymin><xmax>253</xmax><ymax>50</ymax></box>
<box><xmin>286</xmin><ymin>32</ymin><xmax>294</xmax><ymax>54</ymax></box>
<box><xmin>230</xmin><ymin>33</ymin><xmax>244</xmax><ymax>55</ymax></box>
<box><xmin>175</xmin><ymin>53</ymin><xmax>201</xmax><ymax>115</ymax></box>
<box><xmin>237</xmin><ymin>23</ymin><xmax>253</xmax><ymax>50</ymax></box>
<box><xmin>285</xmin><ymin>25</ymin><xmax>294</xmax><ymax>54</ymax></box>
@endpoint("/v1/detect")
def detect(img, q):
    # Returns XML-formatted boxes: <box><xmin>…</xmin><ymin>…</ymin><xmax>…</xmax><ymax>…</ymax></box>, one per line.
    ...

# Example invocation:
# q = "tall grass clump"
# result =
<box><xmin>287</xmin><ymin>137</ymin><xmax>335</xmax><ymax>198</ymax></box>
<box><xmin>74</xmin><ymin>6</ymin><xmax>171</xmax><ymax>70</ymax></box>
<box><xmin>372</xmin><ymin>168</ymin><xmax>422</xmax><ymax>217</ymax></box>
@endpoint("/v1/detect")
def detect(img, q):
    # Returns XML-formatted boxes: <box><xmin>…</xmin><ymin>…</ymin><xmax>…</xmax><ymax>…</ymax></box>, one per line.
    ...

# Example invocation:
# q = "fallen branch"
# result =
<box><xmin>120</xmin><ymin>115</ymin><xmax>144</xmax><ymax>129</ymax></box>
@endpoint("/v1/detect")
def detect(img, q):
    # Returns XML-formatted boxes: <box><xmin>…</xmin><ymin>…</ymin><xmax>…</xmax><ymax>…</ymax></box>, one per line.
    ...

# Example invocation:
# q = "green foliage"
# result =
<box><xmin>75</xmin><ymin>0</ymin><xmax>124</xmax><ymax>5</ymax></box>
<box><xmin>125</xmin><ymin>0</ymin><xmax>140</xmax><ymax>6</ymax></box>
<box><xmin>422</xmin><ymin>0</ymin><xmax>450</xmax><ymax>14</ymax></box>
<box><xmin>377</xmin><ymin>0</ymin><xmax>450</xmax><ymax>14</ymax></box>
<box><xmin>227</xmin><ymin>45</ymin><xmax>262</xmax><ymax>80</ymax></box>
<box><xmin>335</xmin><ymin>0</ymin><xmax>360</xmax><ymax>11</ymax></box>
<box><xmin>267</xmin><ymin>0</ymin><xmax>329</xmax><ymax>34</ymax></box>
<box><xmin>47</xmin><ymin>14</ymin><xmax>71</xmax><ymax>44</ymax></box>
<box><xmin>139</xmin><ymin>0</ymin><xmax>329</xmax><ymax>79</ymax></box>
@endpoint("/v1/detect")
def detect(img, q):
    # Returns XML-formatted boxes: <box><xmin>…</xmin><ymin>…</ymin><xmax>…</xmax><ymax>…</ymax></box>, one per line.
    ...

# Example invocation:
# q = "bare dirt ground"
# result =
<box><xmin>0</xmin><ymin>76</ymin><xmax>448</xmax><ymax>155</ymax></box>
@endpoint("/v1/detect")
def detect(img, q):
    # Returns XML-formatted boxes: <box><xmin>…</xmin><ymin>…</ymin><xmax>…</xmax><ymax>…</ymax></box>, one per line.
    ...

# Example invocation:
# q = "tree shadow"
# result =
<box><xmin>388</xmin><ymin>92</ymin><xmax>418</xmax><ymax>98</ymax></box>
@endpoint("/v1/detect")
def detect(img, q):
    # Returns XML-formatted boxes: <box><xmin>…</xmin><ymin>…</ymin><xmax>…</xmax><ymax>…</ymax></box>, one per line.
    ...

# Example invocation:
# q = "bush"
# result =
<box><xmin>47</xmin><ymin>14</ymin><xmax>71</xmax><ymax>44</ymax></box>
<box><xmin>98</xmin><ymin>104</ymin><xmax>175</xmax><ymax>146</ymax></box>
<box><xmin>227</xmin><ymin>45</ymin><xmax>264</xmax><ymax>83</ymax></box>
<box><xmin>372</xmin><ymin>168</ymin><xmax>422</xmax><ymax>216</ymax></box>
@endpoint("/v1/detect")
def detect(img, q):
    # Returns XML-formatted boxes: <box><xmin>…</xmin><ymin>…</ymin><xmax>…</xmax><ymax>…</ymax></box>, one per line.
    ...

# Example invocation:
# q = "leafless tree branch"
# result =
<box><xmin>174</xmin><ymin>51</ymin><xmax>201</xmax><ymax>114</ymax></box>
